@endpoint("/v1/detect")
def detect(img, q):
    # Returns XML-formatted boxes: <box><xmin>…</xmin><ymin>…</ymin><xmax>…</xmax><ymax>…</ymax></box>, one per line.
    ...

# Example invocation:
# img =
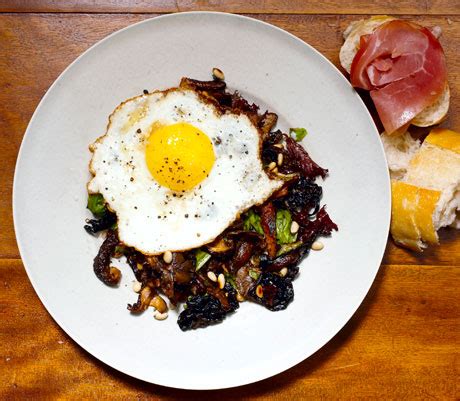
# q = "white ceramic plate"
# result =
<box><xmin>14</xmin><ymin>12</ymin><xmax>390</xmax><ymax>389</ymax></box>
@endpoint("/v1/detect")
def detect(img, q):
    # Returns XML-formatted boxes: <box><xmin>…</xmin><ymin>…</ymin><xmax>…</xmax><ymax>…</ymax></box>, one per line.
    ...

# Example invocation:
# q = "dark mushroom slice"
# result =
<box><xmin>159</xmin><ymin>262</ymin><xmax>175</xmax><ymax>300</ymax></box>
<box><xmin>260</xmin><ymin>251</ymin><xmax>301</xmax><ymax>273</ymax></box>
<box><xmin>170</xmin><ymin>252</ymin><xmax>194</xmax><ymax>284</ymax></box>
<box><xmin>93</xmin><ymin>229</ymin><xmax>121</xmax><ymax>286</ymax></box>
<box><xmin>226</xmin><ymin>230</ymin><xmax>263</xmax><ymax>241</ymax></box>
<box><xmin>231</xmin><ymin>241</ymin><xmax>254</xmax><ymax>270</ymax></box>
<box><xmin>235</xmin><ymin>265</ymin><xmax>256</xmax><ymax>298</ymax></box>
<box><xmin>126</xmin><ymin>252</ymin><xmax>159</xmax><ymax>283</ymax></box>
<box><xmin>259</xmin><ymin>202</ymin><xmax>277</xmax><ymax>259</ymax></box>
<box><xmin>180</xmin><ymin>77</ymin><xmax>227</xmax><ymax>92</ymax></box>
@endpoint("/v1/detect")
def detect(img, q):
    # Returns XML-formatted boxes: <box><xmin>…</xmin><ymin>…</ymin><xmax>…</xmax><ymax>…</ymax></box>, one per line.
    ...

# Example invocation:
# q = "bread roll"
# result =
<box><xmin>388</xmin><ymin>128</ymin><xmax>460</xmax><ymax>250</ymax></box>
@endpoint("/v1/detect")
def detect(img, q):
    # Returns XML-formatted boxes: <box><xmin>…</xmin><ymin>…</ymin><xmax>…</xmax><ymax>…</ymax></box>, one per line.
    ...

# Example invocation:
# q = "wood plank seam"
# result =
<box><xmin>1</xmin><ymin>11</ymin><xmax>460</xmax><ymax>16</ymax></box>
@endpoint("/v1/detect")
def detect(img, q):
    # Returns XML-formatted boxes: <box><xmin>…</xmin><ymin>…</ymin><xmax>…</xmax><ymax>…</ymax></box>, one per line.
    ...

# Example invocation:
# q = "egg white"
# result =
<box><xmin>88</xmin><ymin>88</ymin><xmax>284</xmax><ymax>254</ymax></box>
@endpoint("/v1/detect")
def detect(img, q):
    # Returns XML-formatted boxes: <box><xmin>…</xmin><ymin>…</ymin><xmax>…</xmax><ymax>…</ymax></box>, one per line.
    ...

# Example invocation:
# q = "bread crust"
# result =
<box><xmin>388</xmin><ymin>128</ymin><xmax>460</xmax><ymax>251</ymax></box>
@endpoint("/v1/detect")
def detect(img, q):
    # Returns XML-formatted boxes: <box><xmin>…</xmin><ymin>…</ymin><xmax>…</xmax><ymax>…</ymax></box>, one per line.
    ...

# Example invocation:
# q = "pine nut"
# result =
<box><xmin>290</xmin><ymin>221</ymin><xmax>299</xmax><ymax>234</ymax></box>
<box><xmin>312</xmin><ymin>241</ymin><xmax>324</xmax><ymax>251</ymax></box>
<box><xmin>268</xmin><ymin>161</ymin><xmax>277</xmax><ymax>171</ymax></box>
<box><xmin>217</xmin><ymin>273</ymin><xmax>226</xmax><ymax>289</ymax></box>
<box><xmin>273</xmin><ymin>143</ymin><xmax>283</xmax><ymax>149</ymax></box>
<box><xmin>279</xmin><ymin>267</ymin><xmax>288</xmax><ymax>277</ymax></box>
<box><xmin>154</xmin><ymin>311</ymin><xmax>168</xmax><ymax>321</ymax></box>
<box><xmin>132</xmin><ymin>281</ymin><xmax>142</xmax><ymax>293</ymax></box>
<box><xmin>272</xmin><ymin>167</ymin><xmax>278</xmax><ymax>174</ymax></box>
<box><xmin>136</xmin><ymin>263</ymin><xmax>143</xmax><ymax>271</ymax></box>
<box><xmin>256</xmin><ymin>285</ymin><xmax>263</xmax><ymax>298</ymax></box>
<box><xmin>212</xmin><ymin>67</ymin><xmax>225</xmax><ymax>81</ymax></box>
<box><xmin>207</xmin><ymin>271</ymin><xmax>217</xmax><ymax>282</ymax></box>
<box><xmin>163</xmin><ymin>251</ymin><xmax>173</xmax><ymax>264</ymax></box>
<box><xmin>277</xmin><ymin>153</ymin><xmax>283</xmax><ymax>166</ymax></box>
<box><xmin>150</xmin><ymin>295</ymin><xmax>168</xmax><ymax>313</ymax></box>
<box><xmin>236</xmin><ymin>293</ymin><xmax>245</xmax><ymax>302</ymax></box>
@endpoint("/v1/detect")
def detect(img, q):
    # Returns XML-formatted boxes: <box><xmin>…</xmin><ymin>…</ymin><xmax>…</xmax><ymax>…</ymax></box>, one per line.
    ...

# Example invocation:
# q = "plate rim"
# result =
<box><xmin>13</xmin><ymin>11</ymin><xmax>391</xmax><ymax>390</ymax></box>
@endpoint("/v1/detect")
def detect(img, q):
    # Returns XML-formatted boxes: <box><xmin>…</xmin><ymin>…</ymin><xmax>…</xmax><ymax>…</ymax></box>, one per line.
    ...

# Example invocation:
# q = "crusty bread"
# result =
<box><xmin>380</xmin><ymin>131</ymin><xmax>421</xmax><ymax>180</ymax></box>
<box><xmin>405</xmin><ymin>128</ymin><xmax>460</xmax><ymax>231</ymax></box>
<box><xmin>391</xmin><ymin>181</ymin><xmax>440</xmax><ymax>250</ymax></box>
<box><xmin>386</xmin><ymin>128</ymin><xmax>460</xmax><ymax>251</ymax></box>
<box><xmin>411</xmin><ymin>84</ymin><xmax>450</xmax><ymax>127</ymax></box>
<box><xmin>340</xmin><ymin>16</ymin><xmax>450</xmax><ymax>129</ymax></box>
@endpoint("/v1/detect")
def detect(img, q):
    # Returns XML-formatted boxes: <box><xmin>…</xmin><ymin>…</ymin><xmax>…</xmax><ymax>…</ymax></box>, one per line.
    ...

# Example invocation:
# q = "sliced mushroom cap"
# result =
<box><xmin>258</xmin><ymin>112</ymin><xmax>278</xmax><ymax>139</ymax></box>
<box><xmin>206</xmin><ymin>237</ymin><xmax>234</xmax><ymax>254</ymax></box>
<box><xmin>180</xmin><ymin>77</ymin><xmax>227</xmax><ymax>92</ymax></box>
<box><xmin>128</xmin><ymin>285</ymin><xmax>155</xmax><ymax>313</ymax></box>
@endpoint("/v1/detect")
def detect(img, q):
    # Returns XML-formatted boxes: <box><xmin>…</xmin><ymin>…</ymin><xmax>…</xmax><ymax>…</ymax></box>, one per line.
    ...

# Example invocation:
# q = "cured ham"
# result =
<box><xmin>350</xmin><ymin>20</ymin><xmax>447</xmax><ymax>134</ymax></box>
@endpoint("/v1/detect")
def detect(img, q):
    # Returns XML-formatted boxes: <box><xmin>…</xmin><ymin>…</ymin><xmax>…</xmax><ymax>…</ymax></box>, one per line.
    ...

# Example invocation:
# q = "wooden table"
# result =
<box><xmin>1</xmin><ymin>1</ymin><xmax>459</xmax><ymax>399</ymax></box>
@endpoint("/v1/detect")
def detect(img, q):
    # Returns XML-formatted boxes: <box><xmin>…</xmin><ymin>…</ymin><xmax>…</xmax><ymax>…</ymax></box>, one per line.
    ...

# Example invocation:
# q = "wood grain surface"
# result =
<box><xmin>0</xmin><ymin>2</ymin><xmax>459</xmax><ymax>400</ymax></box>
<box><xmin>1</xmin><ymin>0</ymin><xmax>460</xmax><ymax>15</ymax></box>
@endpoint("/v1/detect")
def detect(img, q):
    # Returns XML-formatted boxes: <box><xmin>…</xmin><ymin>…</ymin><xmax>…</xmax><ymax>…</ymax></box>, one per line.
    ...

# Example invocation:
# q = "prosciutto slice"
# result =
<box><xmin>350</xmin><ymin>20</ymin><xmax>447</xmax><ymax>134</ymax></box>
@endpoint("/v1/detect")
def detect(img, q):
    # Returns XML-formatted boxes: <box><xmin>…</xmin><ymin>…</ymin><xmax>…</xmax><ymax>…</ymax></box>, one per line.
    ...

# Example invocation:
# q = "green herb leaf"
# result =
<box><xmin>276</xmin><ymin>209</ymin><xmax>297</xmax><ymax>244</ymax></box>
<box><xmin>290</xmin><ymin>127</ymin><xmax>308</xmax><ymax>142</ymax></box>
<box><xmin>243</xmin><ymin>209</ymin><xmax>264</xmax><ymax>235</ymax></box>
<box><xmin>248</xmin><ymin>268</ymin><xmax>260</xmax><ymax>280</ymax></box>
<box><xmin>276</xmin><ymin>241</ymin><xmax>303</xmax><ymax>257</ymax></box>
<box><xmin>87</xmin><ymin>193</ymin><xmax>108</xmax><ymax>218</ymax></box>
<box><xmin>224</xmin><ymin>273</ymin><xmax>237</xmax><ymax>289</ymax></box>
<box><xmin>195</xmin><ymin>249</ymin><xmax>211</xmax><ymax>271</ymax></box>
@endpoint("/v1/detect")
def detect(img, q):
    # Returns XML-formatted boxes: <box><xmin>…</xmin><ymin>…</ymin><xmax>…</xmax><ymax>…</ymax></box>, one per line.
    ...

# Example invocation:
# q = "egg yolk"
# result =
<box><xmin>145</xmin><ymin>122</ymin><xmax>215</xmax><ymax>191</ymax></box>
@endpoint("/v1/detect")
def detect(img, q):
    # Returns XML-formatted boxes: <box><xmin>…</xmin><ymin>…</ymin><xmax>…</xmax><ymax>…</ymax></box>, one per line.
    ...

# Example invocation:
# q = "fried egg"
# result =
<box><xmin>88</xmin><ymin>88</ymin><xmax>283</xmax><ymax>254</ymax></box>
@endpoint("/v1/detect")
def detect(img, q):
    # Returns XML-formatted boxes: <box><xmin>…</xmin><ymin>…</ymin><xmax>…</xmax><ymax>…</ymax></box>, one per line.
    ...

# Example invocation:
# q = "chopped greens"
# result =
<box><xmin>87</xmin><ymin>193</ymin><xmax>108</xmax><ymax>218</ymax></box>
<box><xmin>195</xmin><ymin>249</ymin><xmax>211</xmax><ymax>271</ymax></box>
<box><xmin>290</xmin><ymin>127</ymin><xmax>308</xmax><ymax>142</ymax></box>
<box><xmin>276</xmin><ymin>241</ymin><xmax>303</xmax><ymax>257</ymax></box>
<box><xmin>243</xmin><ymin>209</ymin><xmax>264</xmax><ymax>235</ymax></box>
<box><xmin>276</xmin><ymin>209</ymin><xmax>297</xmax><ymax>244</ymax></box>
<box><xmin>224</xmin><ymin>273</ymin><xmax>237</xmax><ymax>289</ymax></box>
